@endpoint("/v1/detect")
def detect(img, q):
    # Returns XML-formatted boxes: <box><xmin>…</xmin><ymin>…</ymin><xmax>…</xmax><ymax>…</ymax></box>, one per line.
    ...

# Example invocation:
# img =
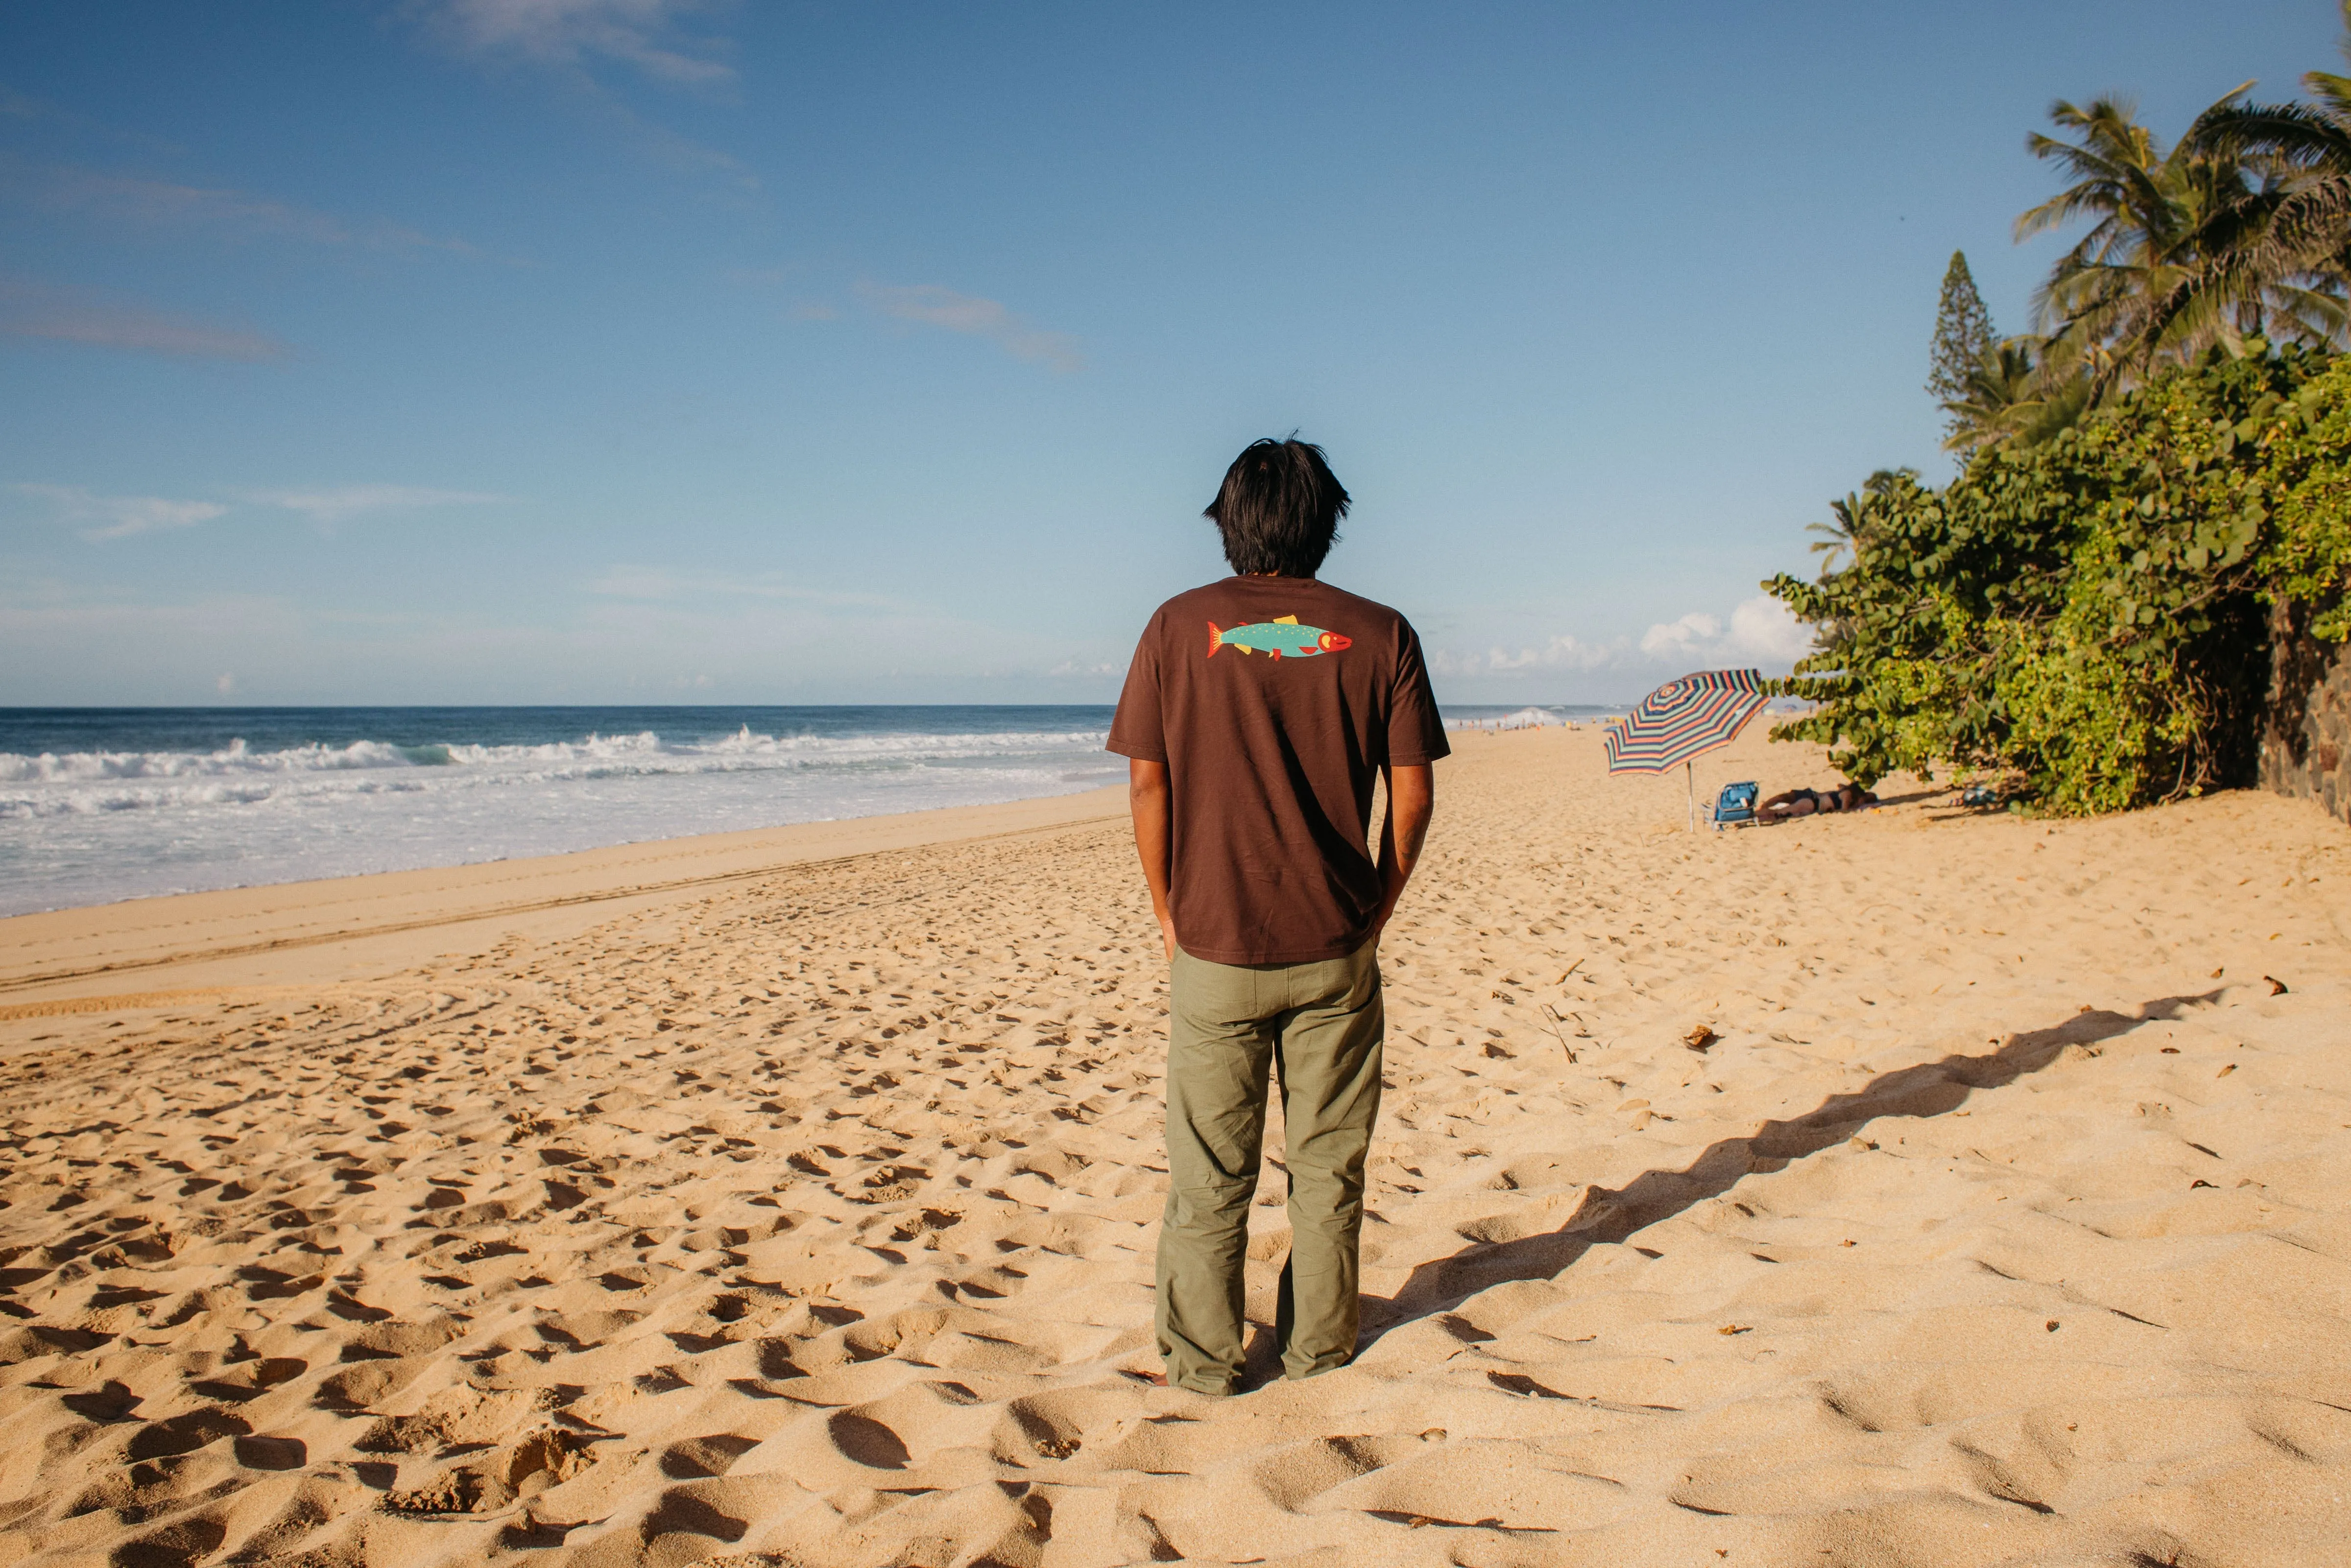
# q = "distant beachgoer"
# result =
<box><xmin>1758</xmin><ymin>782</ymin><xmax>1877</xmax><ymax>823</ymax></box>
<box><xmin>1108</xmin><ymin>437</ymin><xmax>1448</xmax><ymax>1397</ymax></box>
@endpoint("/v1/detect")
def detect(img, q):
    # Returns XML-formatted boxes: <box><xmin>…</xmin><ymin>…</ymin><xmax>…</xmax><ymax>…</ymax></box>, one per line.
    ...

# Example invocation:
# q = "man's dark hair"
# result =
<box><xmin>1204</xmin><ymin>438</ymin><xmax>1350</xmax><ymax>577</ymax></box>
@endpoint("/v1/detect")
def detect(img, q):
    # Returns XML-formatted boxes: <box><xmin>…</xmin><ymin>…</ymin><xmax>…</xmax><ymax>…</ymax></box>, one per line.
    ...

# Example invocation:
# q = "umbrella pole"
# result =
<box><xmin>1686</xmin><ymin>760</ymin><xmax>1696</xmax><ymax>832</ymax></box>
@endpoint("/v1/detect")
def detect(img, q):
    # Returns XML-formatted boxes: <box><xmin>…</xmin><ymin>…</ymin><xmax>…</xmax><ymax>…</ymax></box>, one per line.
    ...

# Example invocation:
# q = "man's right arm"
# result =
<box><xmin>1374</xmin><ymin>762</ymin><xmax>1434</xmax><ymax>936</ymax></box>
<box><xmin>1128</xmin><ymin>758</ymin><xmax>1178</xmax><ymax>961</ymax></box>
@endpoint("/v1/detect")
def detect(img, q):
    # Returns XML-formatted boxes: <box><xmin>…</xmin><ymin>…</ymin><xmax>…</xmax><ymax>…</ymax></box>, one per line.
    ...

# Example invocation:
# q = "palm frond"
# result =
<box><xmin>2009</xmin><ymin>70</ymin><xmax>2351</xmax><ymax>407</ymax></box>
<box><xmin>2015</xmin><ymin>187</ymin><xmax>2126</xmax><ymax>245</ymax></box>
<box><xmin>2266</xmin><ymin>279</ymin><xmax>2351</xmax><ymax>345</ymax></box>
<box><xmin>2190</xmin><ymin>100</ymin><xmax>2351</xmax><ymax>169</ymax></box>
<box><xmin>2246</xmin><ymin>175</ymin><xmax>2351</xmax><ymax>277</ymax></box>
<box><xmin>2313</xmin><ymin>62</ymin><xmax>2351</xmax><ymax>116</ymax></box>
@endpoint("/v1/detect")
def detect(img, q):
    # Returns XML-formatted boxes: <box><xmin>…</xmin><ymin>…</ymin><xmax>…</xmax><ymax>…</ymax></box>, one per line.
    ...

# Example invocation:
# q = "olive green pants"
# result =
<box><xmin>1157</xmin><ymin>939</ymin><xmax>1384</xmax><ymax>1394</ymax></box>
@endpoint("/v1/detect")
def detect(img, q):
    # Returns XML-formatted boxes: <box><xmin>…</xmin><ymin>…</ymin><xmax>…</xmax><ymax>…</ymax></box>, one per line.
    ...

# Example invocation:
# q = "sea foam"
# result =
<box><xmin>0</xmin><ymin>726</ymin><xmax>1110</xmax><ymax>820</ymax></box>
<box><xmin>0</xmin><ymin>714</ymin><xmax>1119</xmax><ymax>915</ymax></box>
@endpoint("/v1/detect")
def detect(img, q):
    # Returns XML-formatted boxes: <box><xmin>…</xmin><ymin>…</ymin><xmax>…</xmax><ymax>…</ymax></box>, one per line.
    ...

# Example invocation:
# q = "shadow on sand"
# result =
<box><xmin>1342</xmin><ymin>989</ymin><xmax>2221</xmax><ymax>1347</ymax></box>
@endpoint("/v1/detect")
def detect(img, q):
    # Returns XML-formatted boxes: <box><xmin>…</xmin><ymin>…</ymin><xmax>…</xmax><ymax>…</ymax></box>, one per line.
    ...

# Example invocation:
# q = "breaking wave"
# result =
<box><xmin>0</xmin><ymin>726</ymin><xmax>1108</xmax><ymax>820</ymax></box>
<box><xmin>0</xmin><ymin>712</ymin><xmax>1124</xmax><ymax>914</ymax></box>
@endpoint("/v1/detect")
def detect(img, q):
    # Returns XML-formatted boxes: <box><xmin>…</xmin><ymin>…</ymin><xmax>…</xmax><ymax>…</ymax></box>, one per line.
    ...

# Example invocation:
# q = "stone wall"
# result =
<box><xmin>2261</xmin><ymin>599</ymin><xmax>2351</xmax><ymax>823</ymax></box>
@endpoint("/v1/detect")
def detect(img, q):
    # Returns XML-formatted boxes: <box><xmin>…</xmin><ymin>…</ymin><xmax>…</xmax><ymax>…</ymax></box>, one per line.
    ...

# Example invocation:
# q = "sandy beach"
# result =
<box><xmin>1</xmin><ymin>725</ymin><xmax>2346</xmax><ymax>1568</ymax></box>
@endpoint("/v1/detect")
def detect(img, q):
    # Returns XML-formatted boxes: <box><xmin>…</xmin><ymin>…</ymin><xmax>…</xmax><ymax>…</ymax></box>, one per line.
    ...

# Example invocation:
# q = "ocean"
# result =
<box><xmin>0</xmin><ymin>704</ymin><xmax>1610</xmax><ymax>916</ymax></box>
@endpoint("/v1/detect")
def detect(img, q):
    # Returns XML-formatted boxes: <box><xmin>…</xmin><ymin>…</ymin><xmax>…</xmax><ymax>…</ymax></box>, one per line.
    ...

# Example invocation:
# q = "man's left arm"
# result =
<box><xmin>1106</xmin><ymin>615</ymin><xmax>1174</xmax><ymax>960</ymax></box>
<box><xmin>1373</xmin><ymin>762</ymin><xmax>1434</xmax><ymax>936</ymax></box>
<box><xmin>1129</xmin><ymin>759</ymin><xmax>1178</xmax><ymax>961</ymax></box>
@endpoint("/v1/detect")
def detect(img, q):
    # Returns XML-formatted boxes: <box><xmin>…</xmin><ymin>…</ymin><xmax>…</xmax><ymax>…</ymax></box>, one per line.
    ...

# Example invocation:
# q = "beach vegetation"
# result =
<box><xmin>1940</xmin><ymin>334</ymin><xmax>2091</xmax><ymax>455</ymax></box>
<box><xmin>1768</xmin><ymin>11</ymin><xmax>2351</xmax><ymax>815</ymax></box>
<box><xmin>1772</xmin><ymin>345</ymin><xmax>2351</xmax><ymax>813</ymax></box>
<box><xmin>1943</xmin><ymin>5</ymin><xmax>2351</xmax><ymax>461</ymax></box>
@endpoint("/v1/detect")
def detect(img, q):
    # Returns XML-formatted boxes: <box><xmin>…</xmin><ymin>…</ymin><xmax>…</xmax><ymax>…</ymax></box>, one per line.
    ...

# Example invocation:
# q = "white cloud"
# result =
<box><xmin>425</xmin><ymin>0</ymin><xmax>736</xmax><ymax>86</ymax></box>
<box><xmin>856</xmin><ymin>282</ymin><xmax>1083</xmax><ymax>373</ymax></box>
<box><xmin>1642</xmin><ymin>595</ymin><xmax>1811</xmax><ymax>666</ymax></box>
<box><xmin>1638</xmin><ymin>610</ymin><xmax>1720</xmax><ymax>659</ymax></box>
<box><xmin>0</xmin><ymin>277</ymin><xmax>288</xmax><ymax>361</ymax></box>
<box><xmin>1433</xmin><ymin>632</ymin><xmax>1630</xmax><ymax>676</ymax></box>
<box><xmin>1434</xmin><ymin>595</ymin><xmax>1813</xmax><ymax>680</ymax></box>
<box><xmin>251</xmin><ymin>485</ymin><xmax>506</xmax><ymax>526</ymax></box>
<box><xmin>1726</xmin><ymin>594</ymin><xmax>1815</xmax><ymax>663</ymax></box>
<box><xmin>15</xmin><ymin>483</ymin><xmax>227</xmax><ymax>541</ymax></box>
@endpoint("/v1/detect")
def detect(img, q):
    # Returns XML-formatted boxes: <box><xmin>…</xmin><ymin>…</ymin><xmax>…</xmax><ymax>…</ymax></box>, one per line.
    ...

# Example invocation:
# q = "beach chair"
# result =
<box><xmin>1711</xmin><ymin>781</ymin><xmax>1759</xmax><ymax>830</ymax></box>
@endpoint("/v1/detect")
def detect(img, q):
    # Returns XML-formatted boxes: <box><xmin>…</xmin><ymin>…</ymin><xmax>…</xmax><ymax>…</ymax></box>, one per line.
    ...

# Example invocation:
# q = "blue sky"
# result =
<box><xmin>0</xmin><ymin>0</ymin><xmax>2336</xmax><ymax>706</ymax></box>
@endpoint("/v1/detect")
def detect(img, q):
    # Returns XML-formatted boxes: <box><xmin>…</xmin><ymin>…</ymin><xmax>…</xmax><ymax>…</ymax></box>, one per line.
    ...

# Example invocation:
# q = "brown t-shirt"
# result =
<box><xmin>1106</xmin><ymin>575</ymin><xmax>1450</xmax><ymax>965</ymax></box>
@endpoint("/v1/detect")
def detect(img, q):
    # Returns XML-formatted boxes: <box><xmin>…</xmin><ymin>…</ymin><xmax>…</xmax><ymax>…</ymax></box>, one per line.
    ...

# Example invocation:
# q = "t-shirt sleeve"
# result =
<box><xmin>1105</xmin><ymin>614</ymin><xmax>1168</xmax><ymax>762</ymax></box>
<box><xmin>1386</xmin><ymin>619</ymin><xmax>1451</xmax><ymax>766</ymax></box>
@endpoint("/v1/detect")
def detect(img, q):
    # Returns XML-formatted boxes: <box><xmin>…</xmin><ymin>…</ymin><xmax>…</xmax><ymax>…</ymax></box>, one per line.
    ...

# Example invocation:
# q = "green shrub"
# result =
<box><xmin>2264</xmin><ymin>356</ymin><xmax>2351</xmax><ymax>643</ymax></box>
<box><xmin>1768</xmin><ymin>345</ymin><xmax>2351</xmax><ymax>813</ymax></box>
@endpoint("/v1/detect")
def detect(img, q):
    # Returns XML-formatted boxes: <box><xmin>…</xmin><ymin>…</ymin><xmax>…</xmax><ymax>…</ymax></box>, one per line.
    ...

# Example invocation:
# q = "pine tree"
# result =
<box><xmin>1927</xmin><ymin>251</ymin><xmax>1998</xmax><ymax>412</ymax></box>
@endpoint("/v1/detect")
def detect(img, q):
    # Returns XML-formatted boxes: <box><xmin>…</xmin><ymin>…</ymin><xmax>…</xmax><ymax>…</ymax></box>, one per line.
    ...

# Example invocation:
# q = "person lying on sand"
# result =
<box><xmin>1108</xmin><ymin>437</ymin><xmax>1447</xmax><ymax>1397</ymax></box>
<box><xmin>1759</xmin><ymin>782</ymin><xmax>1877</xmax><ymax>823</ymax></box>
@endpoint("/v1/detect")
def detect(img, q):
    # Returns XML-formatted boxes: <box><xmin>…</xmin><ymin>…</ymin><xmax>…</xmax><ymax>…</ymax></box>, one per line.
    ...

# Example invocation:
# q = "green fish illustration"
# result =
<box><xmin>1207</xmin><ymin>615</ymin><xmax>1352</xmax><ymax>661</ymax></box>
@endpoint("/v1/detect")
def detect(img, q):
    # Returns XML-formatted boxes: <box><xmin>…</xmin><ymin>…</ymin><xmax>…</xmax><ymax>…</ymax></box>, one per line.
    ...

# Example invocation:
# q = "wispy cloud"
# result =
<box><xmin>15</xmin><ymin>483</ymin><xmax>228</xmax><ymax>541</ymax></box>
<box><xmin>411</xmin><ymin>3</ymin><xmax>756</xmax><ymax>192</ymax></box>
<box><xmin>0</xmin><ymin>279</ymin><xmax>288</xmax><ymax>361</ymax></box>
<box><xmin>0</xmin><ymin>89</ymin><xmax>188</xmax><ymax>155</ymax></box>
<box><xmin>14</xmin><ymin>481</ymin><xmax>508</xmax><ymax>537</ymax></box>
<box><xmin>250</xmin><ymin>485</ymin><xmax>508</xmax><ymax>526</ymax></box>
<box><xmin>585</xmin><ymin>565</ymin><xmax>895</xmax><ymax>608</ymax></box>
<box><xmin>730</xmin><ymin>265</ymin><xmax>840</xmax><ymax>319</ymax></box>
<box><xmin>1441</xmin><ymin>631</ymin><xmax>1630</xmax><ymax>675</ymax></box>
<box><xmin>1435</xmin><ymin>595</ymin><xmax>1813</xmax><ymax>678</ymax></box>
<box><xmin>856</xmin><ymin>282</ymin><xmax>1083</xmax><ymax>373</ymax></box>
<box><xmin>422</xmin><ymin>0</ymin><xmax>736</xmax><ymax>87</ymax></box>
<box><xmin>1048</xmin><ymin>657</ymin><xmax>1126</xmax><ymax>679</ymax></box>
<box><xmin>6</xmin><ymin>161</ymin><xmax>483</xmax><ymax>255</ymax></box>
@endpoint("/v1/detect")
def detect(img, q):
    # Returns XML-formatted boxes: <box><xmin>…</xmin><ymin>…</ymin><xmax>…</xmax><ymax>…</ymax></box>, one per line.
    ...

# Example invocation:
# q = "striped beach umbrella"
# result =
<box><xmin>1605</xmin><ymin>668</ymin><xmax>1769</xmax><ymax>829</ymax></box>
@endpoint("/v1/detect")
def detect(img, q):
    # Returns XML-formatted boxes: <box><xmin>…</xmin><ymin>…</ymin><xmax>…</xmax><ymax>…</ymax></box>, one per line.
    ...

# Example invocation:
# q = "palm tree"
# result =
<box><xmin>2170</xmin><ymin>3</ymin><xmax>2351</xmax><ymax>348</ymax></box>
<box><xmin>1943</xmin><ymin>336</ymin><xmax>2091</xmax><ymax>454</ymax></box>
<box><xmin>1807</xmin><ymin>469</ymin><xmax>1913</xmax><ymax>575</ymax></box>
<box><xmin>1940</xmin><ymin>336</ymin><xmax>2048</xmax><ymax>452</ymax></box>
<box><xmin>2014</xmin><ymin>89</ymin><xmax>2274</xmax><ymax>400</ymax></box>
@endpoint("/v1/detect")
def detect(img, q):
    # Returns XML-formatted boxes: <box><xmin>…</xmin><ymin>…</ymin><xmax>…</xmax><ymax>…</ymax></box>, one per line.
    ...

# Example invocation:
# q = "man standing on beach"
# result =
<box><xmin>1108</xmin><ymin>437</ymin><xmax>1447</xmax><ymax>1395</ymax></box>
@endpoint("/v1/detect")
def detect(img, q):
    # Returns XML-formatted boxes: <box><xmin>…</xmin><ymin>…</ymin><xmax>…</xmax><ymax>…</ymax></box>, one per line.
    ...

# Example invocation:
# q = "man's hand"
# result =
<box><xmin>1374</xmin><ymin>763</ymin><xmax>1435</xmax><ymax>939</ymax></box>
<box><xmin>1128</xmin><ymin>759</ymin><xmax>1179</xmax><ymax>962</ymax></box>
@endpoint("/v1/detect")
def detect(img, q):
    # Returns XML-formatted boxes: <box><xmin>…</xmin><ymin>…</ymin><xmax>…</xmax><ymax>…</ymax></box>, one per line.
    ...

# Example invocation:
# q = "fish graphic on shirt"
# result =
<box><xmin>1207</xmin><ymin>616</ymin><xmax>1351</xmax><ymax>660</ymax></box>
